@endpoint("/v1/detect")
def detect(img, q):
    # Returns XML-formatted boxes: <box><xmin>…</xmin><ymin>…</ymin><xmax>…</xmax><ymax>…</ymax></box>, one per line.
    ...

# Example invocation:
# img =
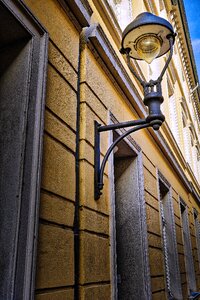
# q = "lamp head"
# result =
<box><xmin>121</xmin><ymin>12</ymin><xmax>175</xmax><ymax>63</ymax></box>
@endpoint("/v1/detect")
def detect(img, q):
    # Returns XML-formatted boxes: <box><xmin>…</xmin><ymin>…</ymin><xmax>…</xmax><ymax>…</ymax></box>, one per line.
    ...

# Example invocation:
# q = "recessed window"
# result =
<box><xmin>158</xmin><ymin>177</ymin><xmax>182</xmax><ymax>299</ymax></box>
<box><xmin>194</xmin><ymin>210</ymin><xmax>200</xmax><ymax>271</ymax></box>
<box><xmin>180</xmin><ymin>199</ymin><xmax>196</xmax><ymax>293</ymax></box>
<box><xmin>110</xmin><ymin>132</ymin><xmax>151</xmax><ymax>299</ymax></box>
<box><xmin>108</xmin><ymin>0</ymin><xmax>133</xmax><ymax>30</ymax></box>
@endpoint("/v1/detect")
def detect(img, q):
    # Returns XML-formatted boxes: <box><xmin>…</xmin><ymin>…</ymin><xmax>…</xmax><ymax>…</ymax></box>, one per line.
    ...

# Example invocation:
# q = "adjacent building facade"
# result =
<box><xmin>1</xmin><ymin>0</ymin><xmax>200</xmax><ymax>299</ymax></box>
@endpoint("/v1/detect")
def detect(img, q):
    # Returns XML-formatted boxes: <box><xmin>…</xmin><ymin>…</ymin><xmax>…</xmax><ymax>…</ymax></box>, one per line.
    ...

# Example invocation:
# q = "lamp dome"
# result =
<box><xmin>121</xmin><ymin>12</ymin><xmax>175</xmax><ymax>61</ymax></box>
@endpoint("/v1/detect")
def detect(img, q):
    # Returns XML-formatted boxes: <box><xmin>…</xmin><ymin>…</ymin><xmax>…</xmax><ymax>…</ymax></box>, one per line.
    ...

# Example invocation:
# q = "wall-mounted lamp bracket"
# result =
<box><xmin>94</xmin><ymin>118</ymin><xmax>163</xmax><ymax>200</ymax></box>
<box><xmin>94</xmin><ymin>14</ymin><xmax>175</xmax><ymax>200</ymax></box>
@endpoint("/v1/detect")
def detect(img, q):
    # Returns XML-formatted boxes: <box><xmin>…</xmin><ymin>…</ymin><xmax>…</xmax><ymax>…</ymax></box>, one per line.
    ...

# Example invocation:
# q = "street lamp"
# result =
<box><xmin>94</xmin><ymin>12</ymin><xmax>176</xmax><ymax>200</ymax></box>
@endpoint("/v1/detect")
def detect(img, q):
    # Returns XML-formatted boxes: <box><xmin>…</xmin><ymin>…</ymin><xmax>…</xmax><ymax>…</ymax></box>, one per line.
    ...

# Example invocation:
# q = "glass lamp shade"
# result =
<box><xmin>121</xmin><ymin>12</ymin><xmax>175</xmax><ymax>61</ymax></box>
<box><xmin>136</xmin><ymin>34</ymin><xmax>162</xmax><ymax>64</ymax></box>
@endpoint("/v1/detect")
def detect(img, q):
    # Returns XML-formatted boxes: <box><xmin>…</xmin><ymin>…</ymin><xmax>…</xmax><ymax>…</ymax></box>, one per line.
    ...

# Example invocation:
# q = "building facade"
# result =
<box><xmin>1</xmin><ymin>0</ymin><xmax>200</xmax><ymax>299</ymax></box>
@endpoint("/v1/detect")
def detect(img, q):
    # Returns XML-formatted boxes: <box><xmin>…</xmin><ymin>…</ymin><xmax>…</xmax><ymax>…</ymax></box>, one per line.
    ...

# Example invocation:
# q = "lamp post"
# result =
<box><xmin>94</xmin><ymin>12</ymin><xmax>176</xmax><ymax>200</ymax></box>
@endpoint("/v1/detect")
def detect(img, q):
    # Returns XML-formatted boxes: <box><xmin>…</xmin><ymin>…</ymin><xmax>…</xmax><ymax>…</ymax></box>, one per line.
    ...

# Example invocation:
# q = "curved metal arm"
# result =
<box><xmin>157</xmin><ymin>36</ymin><xmax>174</xmax><ymax>83</ymax></box>
<box><xmin>126</xmin><ymin>52</ymin><xmax>146</xmax><ymax>87</ymax></box>
<box><xmin>94</xmin><ymin>119</ymin><xmax>162</xmax><ymax>200</ymax></box>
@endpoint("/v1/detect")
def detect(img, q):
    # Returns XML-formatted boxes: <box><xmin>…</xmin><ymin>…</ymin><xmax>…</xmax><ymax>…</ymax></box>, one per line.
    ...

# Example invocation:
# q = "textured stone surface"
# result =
<box><xmin>176</xmin><ymin>225</ymin><xmax>183</xmax><ymax>245</ymax></box>
<box><xmin>173</xmin><ymin>197</ymin><xmax>181</xmax><ymax>217</ymax></box>
<box><xmin>180</xmin><ymin>272</ymin><xmax>187</xmax><ymax>284</ymax></box>
<box><xmin>177</xmin><ymin>242</ymin><xmax>184</xmax><ymax>254</ymax></box>
<box><xmin>144</xmin><ymin>168</ymin><xmax>158</xmax><ymax>199</ymax></box>
<box><xmin>179</xmin><ymin>253</ymin><xmax>186</xmax><ymax>273</ymax></box>
<box><xmin>79</xmin><ymin>139</ymin><xmax>95</xmax><ymax>166</ymax></box>
<box><xmin>149</xmin><ymin>248</ymin><xmax>164</xmax><ymax>276</ymax></box>
<box><xmin>36</xmin><ymin>224</ymin><xmax>74</xmax><ymax>289</ymax></box>
<box><xmin>152</xmin><ymin>291</ymin><xmax>166</xmax><ymax>300</ymax></box>
<box><xmin>79</xmin><ymin>160</ymin><xmax>109</xmax><ymax>214</ymax></box>
<box><xmin>42</xmin><ymin>134</ymin><xmax>75</xmax><ymax>201</ymax></box>
<box><xmin>174</xmin><ymin>215</ymin><xmax>181</xmax><ymax>227</ymax></box>
<box><xmin>148</xmin><ymin>232</ymin><xmax>162</xmax><ymax>248</ymax></box>
<box><xmin>85</xmin><ymin>50</ymin><xmax>122</xmax><ymax>114</ymax></box>
<box><xmin>40</xmin><ymin>191</ymin><xmax>74</xmax><ymax>227</ymax></box>
<box><xmin>80</xmin><ymin>285</ymin><xmax>110</xmax><ymax>300</ymax></box>
<box><xmin>80</xmin><ymin>83</ymin><xmax>107</xmax><ymax>122</ymax></box>
<box><xmin>46</xmin><ymin>64</ymin><xmax>77</xmax><ymax>131</ymax></box>
<box><xmin>80</xmin><ymin>232</ymin><xmax>110</xmax><ymax>284</ymax></box>
<box><xmin>49</xmin><ymin>42</ymin><xmax>77</xmax><ymax>90</ymax></box>
<box><xmin>172</xmin><ymin>189</ymin><xmax>179</xmax><ymax>201</ymax></box>
<box><xmin>181</xmin><ymin>283</ymin><xmax>188</xmax><ymax>299</ymax></box>
<box><xmin>36</xmin><ymin>289</ymin><xmax>74</xmax><ymax>300</ymax></box>
<box><xmin>143</xmin><ymin>155</ymin><xmax>156</xmax><ymax>177</ymax></box>
<box><xmin>151</xmin><ymin>276</ymin><xmax>165</xmax><ymax>293</ymax></box>
<box><xmin>146</xmin><ymin>204</ymin><xmax>161</xmax><ymax>236</ymax></box>
<box><xmin>45</xmin><ymin>109</ymin><xmax>76</xmax><ymax>153</ymax></box>
<box><xmin>80</xmin><ymin>208</ymin><xmax>109</xmax><ymax>235</ymax></box>
<box><xmin>80</xmin><ymin>103</ymin><xmax>108</xmax><ymax>155</ymax></box>
<box><xmin>145</xmin><ymin>191</ymin><xmax>159</xmax><ymax>209</ymax></box>
<box><xmin>24</xmin><ymin>0</ymin><xmax>79</xmax><ymax>69</ymax></box>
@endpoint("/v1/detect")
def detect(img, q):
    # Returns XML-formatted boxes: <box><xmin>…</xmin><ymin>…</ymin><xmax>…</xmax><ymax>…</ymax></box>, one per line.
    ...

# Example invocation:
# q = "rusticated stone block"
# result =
<box><xmin>40</xmin><ymin>191</ymin><xmax>74</xmax><ymax>227</ymax></box>
<box><xmin>145</xmin><ymin>191</ymin><xmax>159</xmax><ymax>210</ymax></box>
<box><xmin>36</xmin><ymin>224</ymin><xmax>74</xmax><ymax>289</ymax></box>
<box><xmin>144</xmin><ymin>168</ymin><xmax>158</xmax><ymax>199</ymax></box>
<box><xmin>143</xmin><ymin>155</ymin><xmax>156</xmax><ymax>177</ymax></box>
<box><xmin>151</xmin><ymin>276</ymin><xmax>165</xmax><ymax>293</ymax></box>
<box><xmin>146</xmin><ymin>204</ymin><xmax>161</xmax><ymax>236</ymax></box>
<box><xmin>149</xmin><ymin>247</ymin><xmax>164</xmax><ymax>276</ymax></box>
<box><xmin>80</xmin><ymin>232</ymin><xmax>110</xmax><ymax>284</ymax></box>
<box><xmin>152</xmin><ymin>291</ymin><xmax>166</xmax><ymax>300</ymax></box>
<box><xmin>44</xmin><ymin>109</ymin><xmax>76</xmax><ymax>153</ymax></box>
<box><xmin>176</xmin><ymin>225</ymin><xmax>183</xmax><ymax>245</ymax></box>
<box><xmin>80</xmin><ymin>207</ymin><xmax>109</xmax><ymax>235</ymax></box>
<box><xmin>42</xmin><ymin>134</ymin><xmax>75</xmax><ymax>201</ymax></box>
<box><xmin>36</xmin><ymin>289</ymin><xmax>74</xmax><ymax>300</ymax></box>
<box><xmin>179</xmin><ymin>253</ymin><xmax>186</xmax><ymax>274</ymax></box>
<box><xmin>148</xmin><ymin>232</ymin><xmax>162</xmax><ymax>249</ymax></box>
<box><xmin>172</xmin><ymin>188</ymin><xmax>179</xmax><ymax>201</ymax></box>
<box><xmin>80</xmin><ymin>284</ymin><xmax>111</xmax><ymax>300</ymax></box>
<box><xmin>80</xmin><ymin>83</ymin><xmax>108</xmax><ymax>124</ymax></box>
<box><xmin>79</xmin><ymin>160</ymin><xmax>109</xmax><ymax>214</ymax></box>
<box><xmin>49</xmin><ymin>42</ymin><xmax>77</xmax><ymax>91</ymax></box>
<box><xmin>24</xmin><ymin>0</ymin><xmax>79</xmax><ymax>69</ymax></box>
<box><xmin>46</xmin><ymin>65</ymin><xmax>77</xmax><ymax>131</ymax></box>
<box><xmin>173</xmin><ymin>197</ymin><xmax>181</xmax><ymax>217</ymax></box>
<box><xmin>181</xmin><ymin>282</ymin><xmax>188</xmax><ymax>299</ymax></box>
<box><xmin>80</xmin><ymin>103</ymin><xmax>108</xmax><ymax>155</ymax></box>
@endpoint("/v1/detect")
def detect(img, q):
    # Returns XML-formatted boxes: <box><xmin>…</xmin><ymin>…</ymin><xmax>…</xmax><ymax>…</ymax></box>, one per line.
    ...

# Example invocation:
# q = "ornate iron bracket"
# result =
<box><xmin>94</xmin><ymin>118</ymin><xmax>163</xmax><ymax>200</ymax></box>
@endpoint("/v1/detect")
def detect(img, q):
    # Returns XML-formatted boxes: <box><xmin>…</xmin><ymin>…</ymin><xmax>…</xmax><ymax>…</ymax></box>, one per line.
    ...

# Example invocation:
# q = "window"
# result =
<box><xmin>167</xmin><ymin>78</ymin><xmax>180</xmax><ymax>145</ymax></box>
<box><xmin>158</xmin><ymin>176</ymin><xmax>182</xmax><ymax>299</ymax></box>
<box><xmin>159</xmin><ymin>0</ymin><xmax>164</xmax><ymax>11</ymax></box>
<box><xmin>0</xmin><ymin>1</ymin><xmax>48</xmax><ymax>298</ymax></box>
<box><xmin>180</xmin><ymin>199</ymin><xmax>196</xmax><ymax>293</ymax></box>
<box><xmin>181</xmin><ymin>107</ymin><xmax>191</xmax><ymax>164</ymax></box>
<box><xmin>194</xmin><ymin>209</ymin><xmax>200</xmax><ymax>270</ymax></box>
<box><xmin>108</xmin><ymin>0</ymin><xmax>133</xmax><ymax>30</ymax></box>
<box><xmin>110</xmin><ymin>131</ymin><xmax>151</xmax><ymax>299</ymax></box>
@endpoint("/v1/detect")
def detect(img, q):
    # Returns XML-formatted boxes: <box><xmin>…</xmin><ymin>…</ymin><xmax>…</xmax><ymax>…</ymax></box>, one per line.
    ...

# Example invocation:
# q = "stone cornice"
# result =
<box><xmin>58</xmin><ymin>0</ymin><xmax>92</xmax><ymax>31</ymax></box>
<box><xmin>169</xmin><ymin>0</ymin><xmax>200</xmax><ymax>122</ymax></box>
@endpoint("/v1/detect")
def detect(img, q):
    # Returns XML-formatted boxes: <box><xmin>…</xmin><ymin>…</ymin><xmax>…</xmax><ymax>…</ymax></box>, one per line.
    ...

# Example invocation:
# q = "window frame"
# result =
<box><xmin>0</xmin><ymin>1</ymin><xmax>48</xmax><ymax>299</ymax></box>
<box><xmin>109</xmin><ymin>113</ymin><xmax>151</xmax><ymax>300</ymax></box>
<box><xmin>157</xmin><ymin>171</ymin><xmax>182</xmax><ymax>299</ymax></box>
<box><xmin>180</xmin><ymin>198</ymin><xmax>197</xmax><ymax>293</ymax></box>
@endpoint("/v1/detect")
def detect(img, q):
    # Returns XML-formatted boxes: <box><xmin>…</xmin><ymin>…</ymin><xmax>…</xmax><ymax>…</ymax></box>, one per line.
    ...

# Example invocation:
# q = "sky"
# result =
<box><xmin>183</xmin><ymin>0</ymin><xmax>200</xmax><ymax>79</ymax></box>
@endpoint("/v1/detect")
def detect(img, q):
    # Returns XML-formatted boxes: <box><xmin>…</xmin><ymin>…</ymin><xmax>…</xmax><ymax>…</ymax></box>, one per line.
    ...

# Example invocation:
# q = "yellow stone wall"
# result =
<box><xmin>23</xmin><ymin>0</ymin><xmax>200</xmax><ymax>299</ymax></box>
